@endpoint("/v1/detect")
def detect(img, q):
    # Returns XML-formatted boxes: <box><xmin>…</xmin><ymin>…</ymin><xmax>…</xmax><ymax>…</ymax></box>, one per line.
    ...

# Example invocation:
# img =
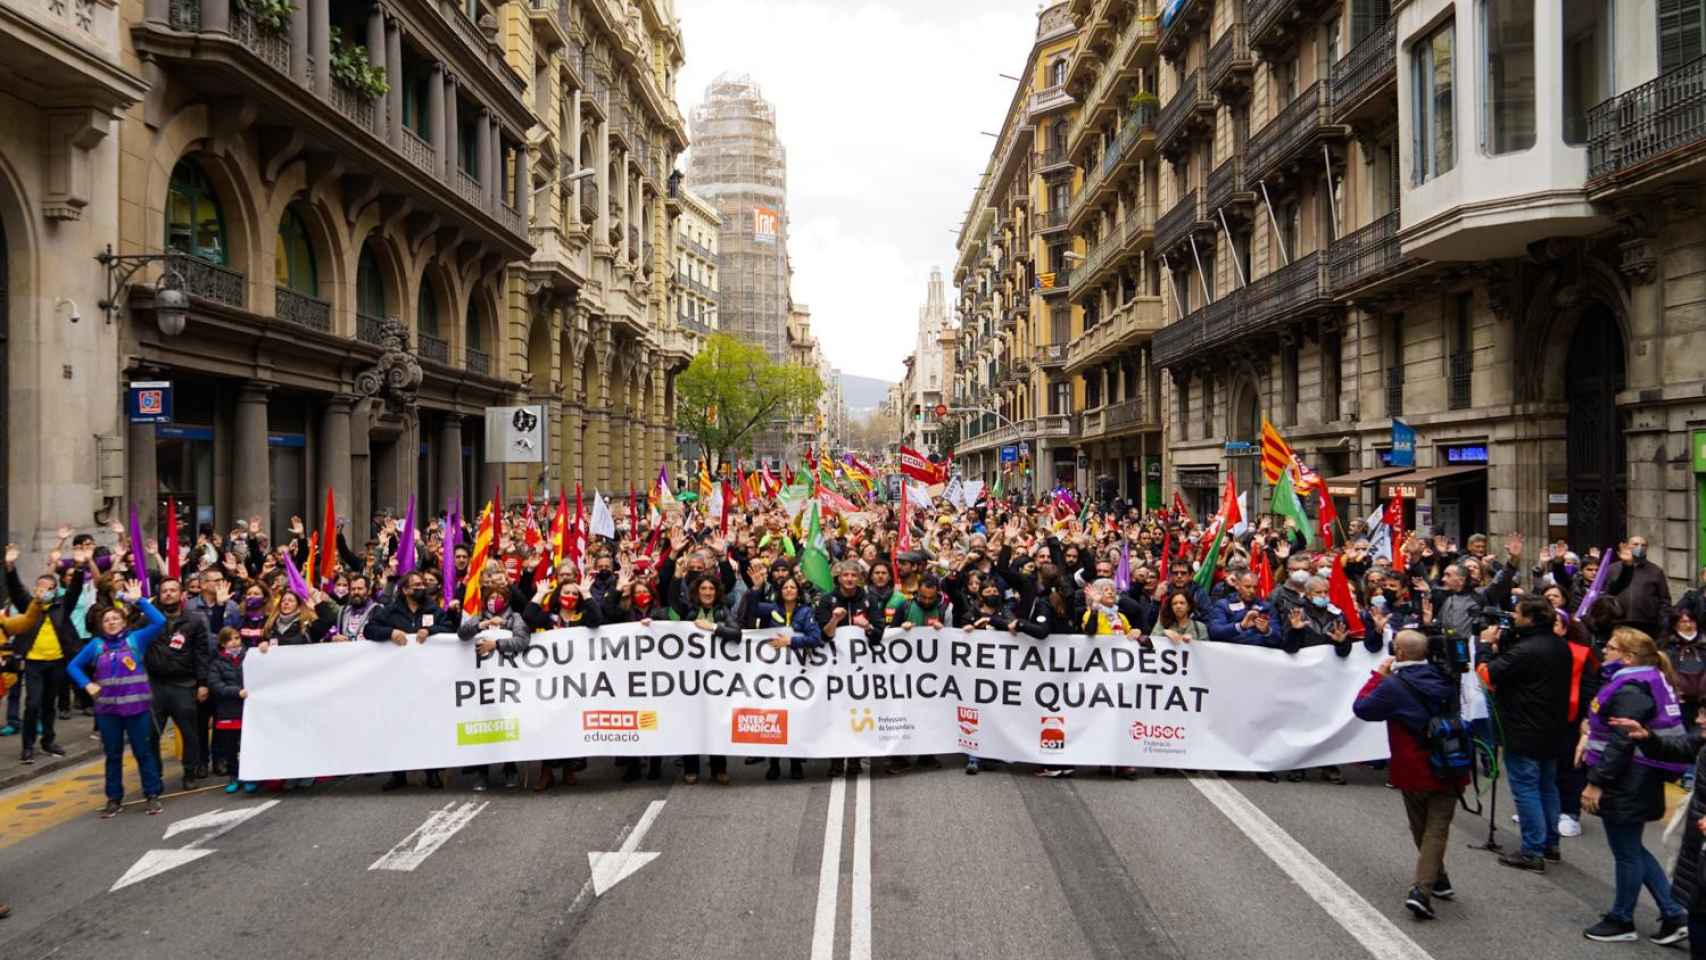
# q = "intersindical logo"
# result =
<box><xmin>731</xmin><ymin>708</ymin><xmax>789</xmax><ymax>745</ymax></box>
<box><xmin>456</xmin><ymin>717</ymin><xmax>520</xmax><ymax>746</ymax></box>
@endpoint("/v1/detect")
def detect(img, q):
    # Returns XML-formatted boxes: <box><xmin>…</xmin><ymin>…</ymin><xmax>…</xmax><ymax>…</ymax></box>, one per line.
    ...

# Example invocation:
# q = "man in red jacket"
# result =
<box><xmin>1353</xmin><ymin>630</ymin><xmax>1472</xmax><ymax>920</ymax></box>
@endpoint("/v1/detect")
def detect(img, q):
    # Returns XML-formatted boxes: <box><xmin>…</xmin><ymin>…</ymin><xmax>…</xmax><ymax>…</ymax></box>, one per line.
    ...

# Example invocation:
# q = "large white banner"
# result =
<box><xmin>239</xmin><ymin>626</ymin><xmax>1390</xmax><ymax>780</ymax></box>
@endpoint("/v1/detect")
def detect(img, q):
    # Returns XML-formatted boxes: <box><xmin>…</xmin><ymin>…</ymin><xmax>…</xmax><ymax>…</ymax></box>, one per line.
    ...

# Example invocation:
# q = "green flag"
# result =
<box><xmin>801</xmin><ymin>501</ymin><xmax>833</xmax><ymax>593</ymax></box>
<box><xmin>1269</xmin><ymin>469</ymin><xmax>1316</xmax><ymax>550</ymax></box>
<box><xmin>1192</xmin><ymin>527</ymin><xmax>1224</xmax><ymax>592</ymax></box>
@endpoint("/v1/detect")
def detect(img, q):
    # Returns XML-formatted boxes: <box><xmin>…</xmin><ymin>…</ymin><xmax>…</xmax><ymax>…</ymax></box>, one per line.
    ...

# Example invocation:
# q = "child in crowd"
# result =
<box><xmin>207</xmin><ymin>627</ymin><xmax>253</xmax><ymax>793</ymax></box>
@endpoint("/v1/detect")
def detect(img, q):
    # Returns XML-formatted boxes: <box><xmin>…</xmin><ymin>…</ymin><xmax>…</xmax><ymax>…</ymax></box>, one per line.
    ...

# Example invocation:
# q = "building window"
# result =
<box><xmin>1385</xmin><ymin>313</ymin><xmax>1405</xmax><ymax>416</ymax></box>
<box><xmin>165</xmin><ymin>158</ymin><xmax>227</xmax><ymax>264</ymax></box>
<box><xmin>402</xmin><ymin>66</ymin><xmax>431</xmax><ymax>137</ymax></box>
<box><xmin>275</xmin><ymin>199</ymin><xmax>317</xmax><ymax>294</ymax></box>
<box><xmin>1481</xmin><ymin>1</ymin><xmax>1536</xmax><ymax>154</ymax></box>
<box><xmin>418</xmin><ymin>281</ymin><xmax>440</xmax><ymax>338</ymax></box>
<box><xmin>1178</xmin><ymin>377</ymin><xmax>1192</xmax><ymax>440</ymax></box>
<box><xmin>1278</xmin><ymin>200</ymin><xmax>1299</xmax><ymax>265</ymax></box>
<box><xmin>459</xmin><ymin>112</ymin><xmax>479</xmax><ymax>178</ymax></box>
<box><xmin>1325</xmin><ymin>16</ymin><xmax>1342</xmax><ymax>67</ymax></box>
<box><xmin>1448</xmin><ymin>292</ymin><xmax>1473</xmax><ymax>409</ymax></box>
<box><xmin>1202</xmin><ymin>373</ymin><xmax>1216</xmax><ymax>439</ymax></box>
<box><xmin>1050</xmin><ymin>58</ymin><xmax>1067</xmax><ymax>87</ymax></box>
<box><xmin>465</xmin><ymin>302</ymin><xmax>482</xmax><ymax>352</ymax></box>
<box><xmin>1051</xmin><ymin>381</ymin><xmax>1071</xmax><ymax>415</ymax></box>
<box><xmin>1282</xmin><ymin>344</ymin><xmax>1299</xmax><ymax>425</ymax></box>
<box><xmin>1322</xmin><ymin>334</ymin><xmax>1342</xmax><ymax>421</ymax></box>
<box><xmin>1411</xmin><ymin>18</ymin><xmax>1456</xmax><ymax>182</ymax></box>
<box><xmin>1660</xmin><ymin>0</ymin><xmax>1705</xmax><ymax>71</ymax></box>
<box><xmin>1562</xmin><ymin>0</ymin><xmax>1612</xmax><ymax>144</ymax></box>
<box><xmin>357</xmin><ymin>241</ymin><xmax>387</xmax><ymax>318</ymax></box>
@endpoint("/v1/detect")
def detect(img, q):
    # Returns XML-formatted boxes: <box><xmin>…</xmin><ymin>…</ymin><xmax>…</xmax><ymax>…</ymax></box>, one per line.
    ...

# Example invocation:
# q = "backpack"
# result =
<box><xmin>1394</xmin><ymin>670</ymin><xmax>1476</xmax><ymax>779</ymax></box>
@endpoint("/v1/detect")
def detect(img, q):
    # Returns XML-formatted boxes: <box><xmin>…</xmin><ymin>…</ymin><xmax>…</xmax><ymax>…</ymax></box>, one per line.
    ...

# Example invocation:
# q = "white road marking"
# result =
<box><xmin>850</xmin><ymin>767</ymin><xmax>873</xmax><ymax>960</ymax></box>
<box><xmin>1189</xmin><ymin>775</ymin><xmax>1436</xmax><ymax>960</ymax></box>
<box><xmin>112</xmin><ymin>800</ymin><xmax>280</xmax><ymax>892</ymax></box>
<box><xmin>586</xmin><ymin>799</ymin><xmax>666</xmax><ymax>896</ymax></box>
<box><xmin>809</xmin><ymin>774</ymin><xmax>849</xmax><ymax>960</ymax></box>
<box><xmin>368</xmin><ymin>800</ymin><xmax>489</xmax><ymax>872</ymax></box>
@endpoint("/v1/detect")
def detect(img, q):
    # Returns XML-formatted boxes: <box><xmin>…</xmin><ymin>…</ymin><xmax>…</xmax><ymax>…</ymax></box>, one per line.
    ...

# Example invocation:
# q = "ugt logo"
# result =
<box><xmin>849</xmin><ymin>708</ymin><xmax>875</xmax><ymax>734</ymax></box>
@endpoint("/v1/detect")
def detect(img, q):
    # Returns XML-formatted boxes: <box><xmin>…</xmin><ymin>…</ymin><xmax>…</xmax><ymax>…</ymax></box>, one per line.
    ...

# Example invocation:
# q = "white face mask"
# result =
<box><xmin>1682</xmin><ymin>630</ymin><xmax>1700</xmax><ymax>643</ymax></box>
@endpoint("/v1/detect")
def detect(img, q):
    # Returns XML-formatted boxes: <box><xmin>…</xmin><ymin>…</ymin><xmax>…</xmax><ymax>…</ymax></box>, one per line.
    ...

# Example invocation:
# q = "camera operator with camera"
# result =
<box><xmin>1478</xmin><ymin>595</ymin><xmax>1575</xmax><ymax>873</ymax></box>
<box><xmin>1353</xmin><ymin>630</ymin><xmax>1473</xmax><ymax>920</ymax></box>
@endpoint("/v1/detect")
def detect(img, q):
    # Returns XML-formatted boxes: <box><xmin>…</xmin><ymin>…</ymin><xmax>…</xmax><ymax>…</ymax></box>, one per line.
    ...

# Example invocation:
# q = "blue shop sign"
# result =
<box><xmin>127</xmin><ymin>381</ymin><xmax>172</xmax><ymax>423</ymax></box>
<box><xmin>1390</xmin><ymin>419</ymin><xmax>1415</xmax><ymax>467</ymax></box>
<box><xmin>1444</xmin><ymin>444</ymin><xmax>1489</xmax><ymax>465</ymax></box>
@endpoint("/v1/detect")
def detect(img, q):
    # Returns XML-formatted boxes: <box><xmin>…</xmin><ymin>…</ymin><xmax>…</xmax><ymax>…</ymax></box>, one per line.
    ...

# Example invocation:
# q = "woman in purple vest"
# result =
<box><xmin>1578</xmin><ymin>627</ymin><xmax>1691</xmax><ymax>945</ymax></box>
<box><xmin>67</xmin><ymin>581</ymin><xmax>167</xmax><ymax>818</ymax></box>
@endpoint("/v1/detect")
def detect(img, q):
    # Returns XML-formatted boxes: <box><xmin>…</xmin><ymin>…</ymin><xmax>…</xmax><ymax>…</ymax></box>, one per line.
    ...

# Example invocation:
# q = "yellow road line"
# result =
<box><xmin>0</xmin><ymin>728</ymin><xmax>195</xmax><ymax>849</ymax></box>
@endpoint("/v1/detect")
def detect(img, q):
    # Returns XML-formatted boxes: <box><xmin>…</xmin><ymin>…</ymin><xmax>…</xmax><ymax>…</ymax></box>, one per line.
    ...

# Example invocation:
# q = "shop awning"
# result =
<box><xmin>1323</xmin><ymin>466</ymin><xmax>1412</xmax><ymax>497</ymax></box>
<box><xmin>1379</xmin><ymin>465</ymin><xmax>1488</xmax><ymax>499</ymax></box>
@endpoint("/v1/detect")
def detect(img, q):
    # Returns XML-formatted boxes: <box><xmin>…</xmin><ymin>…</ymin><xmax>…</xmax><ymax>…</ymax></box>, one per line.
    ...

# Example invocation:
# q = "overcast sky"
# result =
<box><xmin>673</xmin><ymin>0</ymin><xmax>1040</xmax><ymax>382</ymax></box>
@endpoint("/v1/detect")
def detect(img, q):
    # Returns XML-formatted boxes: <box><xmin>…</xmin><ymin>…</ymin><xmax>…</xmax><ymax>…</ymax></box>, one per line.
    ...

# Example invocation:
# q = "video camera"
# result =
<box><xmin>1472</xmin><ymin>609</ymin><xmax>1515</xmax><ymax>650</ymax></box>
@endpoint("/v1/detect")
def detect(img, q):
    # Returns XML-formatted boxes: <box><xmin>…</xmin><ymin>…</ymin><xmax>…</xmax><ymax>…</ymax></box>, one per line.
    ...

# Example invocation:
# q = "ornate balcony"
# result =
<box><xmin>1079</xmin><ymin>396</ymin><xmax>1157</xmax><ymax>440</ymax></box>
<box><xmin>1068</xmin><ymin>13</ymin><xmax>1160</xmax><ymax>152</ymax></box>
<box><xmin>1245</xmin><ymin>81</ymin><xmax>1346</xmax><ymax>184</ymax></box>
<box><xmin>1157</xmin><ymin>0</ymin><xmax>1208</xmax><ymax>61</ymax></box>
<box><xmin>1587</xmin><ymin>54</ymin><xmax>1706</xmax><ymax>186</ymax></box>
<box><xmin>1066</xmin><ymin>296</ymin><xmax>1163</xmax><ymax>373</ymax></box>
<box><xmin>1155</xmin><ymin>189</ymin><xmax>1214</xmax><ymax>260</ymax></box>
<box><xmin>1241</xmin><ymin>250</ymin><xmax>1330</xmax><ymax>334</ymax></box>
<box><xmin>418</xmin><ymin>332</ymin><xmax>450</xmax><ymax>364</ymax></box>
<box><xmin>1038</xmin><ymin>206</ymin><xmax>1071</xmax><ymax>235</ymax></box>
<box><xmin>1151</xmin><ymin>288</ymin><xmax>1244</xmax><ymax>369</ymax></box>
<box><xmin>1039</xmin><ymin>264</ymin><xmax>1073</xmax><ymax>297</ymax></box>
<box><xmin>1206</xmin><ymin>155</ymin><xmax>1255</xmax><ymax>219</ymax></box>
<box><xmin>1248</xmin><ymin>0</ymin><xmax>1335</xmax><ymax>56</ymax></box>
<box><xmin>178</xmin><ymin>256</ymin><xmax>247</xmax><ymax>309</ymax></box>
<box><xmin>1156</xmin><ymin>70</ymin><xmax>1214</xmax><ymax>161</ymax></box>
<box><xmin>1034</xmin><ymin>343</ymin><xmax>1068</xmax><ymax>369</ymax></box>
<box><xmin>1207</xmin><ymin>24</ymin><xmax>1253</xmax><ymax>100</ymax></box>
<box><xmin>275</xmin><ymin>286</ymin><xmax>331</xmax><ymax>332</ymax></box>
<box><xmin>1327</xmin><ymin>211</ymin><xmax>1419</xmax><ymax>296</ymax></box>
<box><xmin>356</xmin><ymin>312</ymin><xmax>387</xmax><ymax>345</ymax></box>
<box><xmin>1330</xmin><ymin>18</ymin><xmax>1396</xmax><ymax>125</ymax></box>
<box><xmin>465</xmin><ymin>347</ymin><xmax>491</xmax><ymax>376</ymax></box>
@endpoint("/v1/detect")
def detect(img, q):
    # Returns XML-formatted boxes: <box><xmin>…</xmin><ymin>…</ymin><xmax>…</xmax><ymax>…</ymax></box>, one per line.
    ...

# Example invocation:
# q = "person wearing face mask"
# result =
<box><xmin>1207</xmin><ymin>572</ymin><xmax>1280</xmax><ymax>647</ymax></box>
<box><xmin>1609</xmin><ymin>536</ymin><xmax>1673</xmax><ymax>640</ymax></box>
<box><xmin>1281</xmin><ymin>576</ymin><xmax>1356</xmax><ymax>785</ymax></box>
<box><xmin>1575</xmin><ymin>628</ymin><xmax>1691</xmax><ymax>944</ymax></box>
<box><xmin>363</xmin><ymin>570</ymin><xmax>454</xmax><ymax>790</ymax></box>
<box><xmin>458</xmin><ymin>562</ymin><xmax>531</xmax><ymax>792</ymax></box>
<box><xmin>1666</xmin><ymin>610</ymin><xmax>1706</xmax><ymax>761</ymax></box>
<box><xmin>232</xmin><ymin>583</ymin><xmax>271</xmax><ymax>649</ymax></box>
<box><xmin>4</xmin><ymin>544</ymin><xmax>88</xmax><ymax>764</ymax></box>
<box><xmin>1477</xmin><ymin>596</ymin><xmax>1574</xmax><ymax>872</ymax></box>
<box><xmin>67</xmin><ymin>589</ymin><xmax>168</xmax><ymax>817</ymax></box>
<box><xmin>143</xmin><ymin>577</ymin><xmax>211</xmax><ymax>790</ymax></box>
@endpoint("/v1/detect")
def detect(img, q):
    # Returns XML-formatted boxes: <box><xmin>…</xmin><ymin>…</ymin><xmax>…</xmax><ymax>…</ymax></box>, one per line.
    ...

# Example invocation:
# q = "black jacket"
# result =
<box><xmin>143</xmin><ymin>607</ymin><xmax>213</xmax><ymax>686</ymax></box>
<box><xmin>362</xmin><ymin>595</ymin><xmax>457</xmax><ymax>642</ymax></box>
<box><xmin>207</xmin><ymin>649</ymin><xmax>246</xmax><ymax>723</ymax></box>
<box><xmin>1608</xmin><ymin>559</ymin><xmax>1673</xmax><ymax>632</ymax></box>
<box><xmin>1635</xmin><ymin>730</ymin><xmax>1706</xmax><ymax>909</ymax></box>
<box><xmin>1585</xmin><ymin>674</ymin><xmax>1671</xmax><ymax>823</ymax></box>
<box><xmin>1483</xmin><ymin>625</ymin><xmax>1574</xmax><ymax>757</ymax></box>
<box><xmin>5</xmin><ymin>566</ymin><xmax>86</xmax><ymax>660</ymax></box>
<box><xmin>1016</xmin><ymin>593</ymin><xmax>1076</xmax><ymax>640</ymax></box>
<box><xmin>815</xmin><ymin>587</ymin><xmax>881</xmax><ymax>643</ymax></box>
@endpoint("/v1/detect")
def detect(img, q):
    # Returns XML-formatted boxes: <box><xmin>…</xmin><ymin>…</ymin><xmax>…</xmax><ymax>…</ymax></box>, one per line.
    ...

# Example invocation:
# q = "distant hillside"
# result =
<box><xmin>839</xmin><ymin>373</ymin><xmax>892</xmax><ymax>412</ymax></box>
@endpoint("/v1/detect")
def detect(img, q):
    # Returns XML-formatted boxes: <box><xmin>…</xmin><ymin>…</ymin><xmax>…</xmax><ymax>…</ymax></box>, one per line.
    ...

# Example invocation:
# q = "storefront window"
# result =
<box><xmin>1480</xmin><ymin>0</ymin><xmax>1535</xmax><ymax>154</ymax></box>
<box><xmin>1411</xmin><ymin>19</ymin><xmax>1456</xmax><ymax>182</ymax></box>
<box><xmin>165</xmin><ymin>158</ymin><xmax>227</xmax><ymax>264</ymax></box>
<box><xmin>275</xmin><ymin>199</ymin><xmax>317</xmax><ymax>294</ymax></box>
<box><xmin>1562</xmin><ymin>0</ymin><xmax>1611</xmax><ymax>144</ymax></box>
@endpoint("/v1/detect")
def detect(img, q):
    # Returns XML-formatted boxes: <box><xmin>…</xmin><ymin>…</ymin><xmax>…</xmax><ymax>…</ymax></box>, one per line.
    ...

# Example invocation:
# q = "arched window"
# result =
<box><xmin>166</xmin><ymin>158</ymin><xmax>227</xmax><ymax>264</ymax></box>
<box><xmin>417</xmin><ymin>279</ymin><xmax>440</xmax><ymax>337</ymax></box>
<box><xmin>357</xmin><ymin>240</ymin><xmax>387</xmax><ymax>318</ymax></box>
<box><xmin>465</xmin><ymin>299</ymin><xmax>482</xmax><ymax>351</ymax></box>
<box><xmin>275</xmin><ymin>200</ymin><xmax>316</xmax><ymax>294</ymax></box>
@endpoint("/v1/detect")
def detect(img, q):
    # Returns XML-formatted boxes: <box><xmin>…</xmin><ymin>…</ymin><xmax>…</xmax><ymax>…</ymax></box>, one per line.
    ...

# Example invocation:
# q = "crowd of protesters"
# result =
<box><xmin>4</xmin><ymin>475</ymin><xmax>1706</xmax><ymax>942</ymax></box>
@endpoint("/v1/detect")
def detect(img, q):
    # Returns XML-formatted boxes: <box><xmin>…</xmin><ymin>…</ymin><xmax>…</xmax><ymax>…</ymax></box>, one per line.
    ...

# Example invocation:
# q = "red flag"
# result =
<box><xmin>1316</xmin><ymin>485</ymin><xmax>1338</xmax><ymax>551</ymax></box>
<box><xmin>1171</xmin><ymin>489</ymin><xmax>1191</xmax><ymax>524</ymax></box>
<box><xmin>1251</xmin><ymin>540</ymin><xmax>1274</xmax><ymax>599</ymax></box>
<box><xmin>1329</xmin><ymin>554</ymin><xmax>1366</xmax><ymax>638</ymax></box>
<box><xmin>898</xmin><ymin>444</ymin><xmax>943</xmax><ymax>485</ymax></box>
<box><xmin>568</xmin><ymin>482</ymin><xmax>585</xmax><ymax>570</ymax></box>
<box><xmin>784</xmin><ymin>464</ymin><xmax>795</xmax><ymax>487</ymax></box>
<box><xmin>1385</xmin><ymin>489</ymin><xmax>1404</xmax><ymax>561</ymax></box>
<box><xmin>492</xmin><ymin>484</ymin><xmax>503</xmax><ymax>557</ymax></box>
<box><xmin>1219</xmin><ymin>473</ymin><xmax>1241</xmax><ymax>528</ymax></box>
<box><xmin>735</xmin><ymin>464</ymin><xmax>750</xmax><ymax>507</ymax></box>
<box><xmin>719</xmin><ymin>480</ymin><xmax>731</xmax><ymax>535</ymax></box>
<box><xmin>319</xmin><ymin>486</ymin><xmax>338</xmax><ymax>586</ymax></box>
<box><xmin>1156</xmin><ymin>530</ymin><xmax>1171</xmax><ymax>599</ymax></box>
<box><xmin>165</xmin><ymin>496</ymin><xmax>181</xmax><ymax>580</ymax></box>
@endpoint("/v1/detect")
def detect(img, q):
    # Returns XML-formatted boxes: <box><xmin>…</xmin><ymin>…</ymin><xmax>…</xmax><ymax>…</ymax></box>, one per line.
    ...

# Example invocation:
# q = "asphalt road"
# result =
<box><xmin>0</xmin><ymin>755</ymin><xmax>1676</xmax><ymax>959</ymax></box>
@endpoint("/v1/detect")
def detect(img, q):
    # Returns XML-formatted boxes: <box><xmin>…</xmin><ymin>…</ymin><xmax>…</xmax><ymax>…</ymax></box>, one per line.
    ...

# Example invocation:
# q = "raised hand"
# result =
<box><xmin>3</xmin><ymin>544</ymin><xmax>17</xmax><ymax>568</ymax></box>
<box><xmin>55</xmin><ymin>524</ymin><xmax>73</xmax><ymax>542</ymax></box>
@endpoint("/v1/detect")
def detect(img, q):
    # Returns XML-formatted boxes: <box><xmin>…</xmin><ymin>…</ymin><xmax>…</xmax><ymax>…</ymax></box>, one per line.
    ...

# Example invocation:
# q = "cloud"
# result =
<box><xmin>675</xmin><ymin>0</ymin><xmax>1039</xmax><ymax>381</ymax></box>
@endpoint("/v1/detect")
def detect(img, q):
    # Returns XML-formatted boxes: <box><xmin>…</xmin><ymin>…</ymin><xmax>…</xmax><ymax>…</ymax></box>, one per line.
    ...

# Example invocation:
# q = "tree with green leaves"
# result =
<box><xmin>675</xmin><ymin>333</ymin><xmax>824</xmax><ymax>470</ymax></box>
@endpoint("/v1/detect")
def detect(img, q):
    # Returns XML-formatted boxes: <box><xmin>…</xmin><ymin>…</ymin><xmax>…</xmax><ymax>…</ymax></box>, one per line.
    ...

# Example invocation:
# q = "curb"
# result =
<box><xmin>0</xmin><ymin>734</ymin><xmax>106</xmax><ymax>793</ymax></box>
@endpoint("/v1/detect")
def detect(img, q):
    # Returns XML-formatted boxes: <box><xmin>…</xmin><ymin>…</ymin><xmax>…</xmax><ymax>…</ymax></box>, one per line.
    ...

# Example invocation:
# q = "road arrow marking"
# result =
<box><xmin>112</xmin><ymin>800</ymin><xmax>280</xmax><ymax>892</ymax></box>
<box><xmin>369</xmin><ymin>800</ymin><xmax>489</xmax><ymax>872</ymax></box>
<box><xmin>585</xmin><ymin>799</ymin><xmax>666</xmax><ymax>897</ymax></box>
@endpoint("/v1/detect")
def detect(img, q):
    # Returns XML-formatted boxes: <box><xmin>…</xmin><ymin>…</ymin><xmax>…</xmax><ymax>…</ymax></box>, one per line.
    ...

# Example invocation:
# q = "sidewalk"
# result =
<box><xmin>0</xmin><ymin>711</ymin><xmax>106</xmax><ymax>792</ymax></box>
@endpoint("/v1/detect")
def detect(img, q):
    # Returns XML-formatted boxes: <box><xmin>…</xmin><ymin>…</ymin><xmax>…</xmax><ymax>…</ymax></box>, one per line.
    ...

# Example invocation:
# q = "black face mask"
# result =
<box><xmin>410</xmin><ymin>588</ymin><xmax>430</xmax><ymax>604</ymax></box>
<box><xmin>1383</xmin><ymin>589</ymin><xmax>1400</xmax><ymax>606</ymax></box>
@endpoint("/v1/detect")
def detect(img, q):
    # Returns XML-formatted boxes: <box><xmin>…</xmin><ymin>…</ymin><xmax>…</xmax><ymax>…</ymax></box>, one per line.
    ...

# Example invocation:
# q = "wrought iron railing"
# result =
<box><xmin>1155</xmin><ymin>189</ymin><xmax>1203</xmax><ymax>256</ymax></box>
<box><xmin>1586</xmin><ymin>54</ymin><xmax>1706</xmax><ymax>180</ymax></box>
<box><xmin>1206</xmin><ymin>156</ymin><xmax>1245</xmax><ymax>212</ymax></box>
<box><xmin>1247</xmin><ymin>0</ymin><xmax>1289</xmax><ymax>49</ymax></box>
<box><xmin>1156</xmin><ymin>69</ymin><xmax>1209</xmax><ymax>153</ymax></box>
<box><xmin>1207</xmin><ymin>23</ymin><xmax>1251</xmax><ymax>93</ymax></box>
<box><xmin>1040</xmin><ymin>264</ymin><xmax>1073</xmax><ymax>295</ymax></box>
<box><xmin>466</xmin><ymin>347</ymin><xmax>490</xmax><ymax>375</ymax></box>
<box><xmin>175</xmin><ymin>255</ymin><xmax>246</xmax><ymax>308</ymax></box>
<box><xmin>1035</xmin><ymin>343</ymin><xmax>1067</xmax><ymax>367</ymax></box>
<box><xmin>418</xmin><ymin>332</ymin><xmax>449</xmax><ymax>364</ymax></box>
<box><xmin>1327</xmin><ymin>211</ymin><xmax>1413</xmax><ymax>291</ymax></box>
<box><xmin>275</xmin><ymin>286</ymin><xmax>331</xmax><ymax>331</ymax></box>
<box><xmin>1039</xmin><ymin>144</ymin><xmax>1070</xmax><ymax>169</ymax></box>
<box><xmin>1158</xmin><ymin>0</ymin><xmax>1201</xmax><ymax>55</ymax></box>
<box><xmin>1247</xmin><ymin>80</ymin><xmax>1331</xmax><ymax>181</ymax></box>
<box><xmin>230</xmin><ymin>10</ymin><xmax>291</xmax><ymax>73</ymax></box>
<box><xmin>1330</xmin><ymin>17</ymin><xmax>1396</xmax><ymax>118</ymax></box>
<box><xmin>168</xmin><ymin>0</ymin><xmax>198</xmax><ymax>30</ymax></box>
<box><xmin>1040</xmin><ymin>206</ymin><xmax>1070</xmax><ymax>231</ymax></box>
<box><xmin>356</xmin><ymin>312</ymin><xmax>387</xmax><ymax>345</ymax></box>
<box><xmin>1242</xmin><ymin>250</ymin><xmax>1327</xmax><ymax>331</ymax></box>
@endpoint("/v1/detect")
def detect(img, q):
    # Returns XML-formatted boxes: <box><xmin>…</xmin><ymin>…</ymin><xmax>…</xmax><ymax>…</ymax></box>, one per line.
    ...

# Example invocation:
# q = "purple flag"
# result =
<box><xmin>282</xmin><ymin>547</ymin><xmax>311</xmax><ymax>601</ymax></box>
<box><xmin>1574</xmin><ymin>546</ymin><xmax>1615</xmax><ymax>620</ymax></box>
<box><xmin>396</xmin><ymin>494</ymin><xmax>417</xmax><ymax>576</ymax></box>
<box><xmin>1114</xmin><ymin>538</ymin><xmax>1131</xmax><ymax>593</ymax></box>
<box><xmin>441</xmin><ymin>500</ymin><xmax>459</xmax><ymax>610</ymax></box>
<box><xmin>127</xmin><ymin>502</ymin><xmax>152</xmax><ymax>598</ymax></box>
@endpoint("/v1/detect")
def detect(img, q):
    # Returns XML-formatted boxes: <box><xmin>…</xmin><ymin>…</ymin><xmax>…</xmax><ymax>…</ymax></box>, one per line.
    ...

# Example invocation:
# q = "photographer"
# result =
<box><xmin>1353</xmin><ymin>630</ymin><xmax>1470</xmax><ymax>920</ymax></box>
<box><xmin>1479</xmin><ymin>595</ymin><xmax>1574</xmax><ymax>872</ymax></box>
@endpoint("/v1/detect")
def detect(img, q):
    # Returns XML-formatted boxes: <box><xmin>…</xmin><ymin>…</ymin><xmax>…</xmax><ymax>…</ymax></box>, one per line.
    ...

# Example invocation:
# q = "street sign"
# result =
<box><xmin>1223</xmin><ymin>440</ymin><xmax>1254</xmax><ymax>456</ymax></box>
<box><xmin>127</xmin><ymin>381</ymin><xmax>172</xmax><ymax>423</ymax></box>
<box><xmin>999</xmin><ymin>445</ymin><xmax>1019</xmax><ymax>463</ymax></box>
<box><xmin>485</xmin><ymin>404</ymin><xmax>545</xmax><ymax>463</ymax></box>
<box><xmin>933</xmin><ymin>403</ymin><xmax>948</xmax><ymax>418</ymax></box>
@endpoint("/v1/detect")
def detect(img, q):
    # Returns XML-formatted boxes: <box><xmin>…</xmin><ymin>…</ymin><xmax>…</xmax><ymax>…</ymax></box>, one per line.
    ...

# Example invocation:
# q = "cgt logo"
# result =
<box><xmin>1130</xmin><ymin>721</ymin><xmax>1186</xmax><ymax>742</ymax></box>
<box><xmin>732</xmin><ymin>708</ymin><xmax>789</xmax><ymax>745</ymax></box>
<box><xmin>849</xmin><ymin>708</ymin><xmax>875</xmax><ymax>734</ymax></box>
<box><xmin>1040</xmin><ymin>716</ymin><xmax>1067</xmax><ymax>751</ymax></box>
<box><xmin>583</xmin><ymin>710</ymin><xmax>659</xmax><ymax>732</ymax></box>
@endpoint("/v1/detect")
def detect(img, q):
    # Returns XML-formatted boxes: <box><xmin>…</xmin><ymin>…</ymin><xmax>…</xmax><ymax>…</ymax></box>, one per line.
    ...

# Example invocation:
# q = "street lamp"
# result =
<box><xmin>96</xmin><ymin>245</ymin><xmax>190</xmax><ymax>336</ymax></box>
<box><xmin>532</xmin><ymin>166</ymin><xmax>596</xmax><ymax>197</ymax></box>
